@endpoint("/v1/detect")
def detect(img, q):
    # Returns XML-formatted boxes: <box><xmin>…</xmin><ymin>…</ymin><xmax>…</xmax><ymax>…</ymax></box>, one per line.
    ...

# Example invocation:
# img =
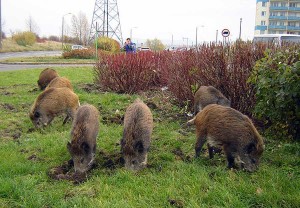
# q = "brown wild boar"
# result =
<box><xmin>193</xmin><ymin>86</ymin><xmax>230</xmax><ymax>115</ymax></box>
<box><xmin>67</xmin><ymin>104</ymin><xmax>99</xmax><ymax>173</ymax></box>
<box><xmin>29</xmin><ymin>87</ymin><xmax>80</xmax><ymax>128</ymax></box>
<box><xmin>45</xmin><ymin>77</ymin><xmax>73</xmax><ymax>91</ymax></box>
<box><xmin>189</xmin><ymin>104</ymin><xmax>264</xmax><ymax>172</ymax></box>
<box><xmin>121</xmin><ymin>98</ymin><xmax>153</xmax><ymax>171</ymax></box>
<box><xmin>37</xmin><ymin>68</ymin><xmax>59</xmax><ymax>90</ymax></box>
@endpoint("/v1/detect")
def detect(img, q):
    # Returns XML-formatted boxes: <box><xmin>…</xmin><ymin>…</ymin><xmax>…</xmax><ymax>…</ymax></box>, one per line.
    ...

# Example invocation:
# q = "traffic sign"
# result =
<box><xmin>221</xmin><ymin>29</ymin><xmax>230</xmax><ymax>37</ymax></box>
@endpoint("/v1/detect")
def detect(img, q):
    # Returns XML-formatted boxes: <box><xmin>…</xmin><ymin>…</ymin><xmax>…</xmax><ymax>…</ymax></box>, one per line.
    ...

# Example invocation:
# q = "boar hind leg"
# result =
<box><xmin>63</xmin><ymin>115</ymin><xmax>70</xmax><ymax>125</ymax></box>
<box><xmin>195</xmin><ymin>131</ymin><xmax>206</xmax><ymax>158</ymax></box>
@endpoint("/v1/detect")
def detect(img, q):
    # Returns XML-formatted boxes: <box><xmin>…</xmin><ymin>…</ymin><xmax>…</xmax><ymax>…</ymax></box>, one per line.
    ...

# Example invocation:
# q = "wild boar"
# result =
<box><xmin>67</xmin><ymin>104</ymin><xmax>100</xmax><ymax>173</ymax></box>
<box><xmin>29</xmin><ymin>87</ymin><xmax>80</xmax><ymax>128</ymax></box>
<box><xmin>37</xmin><ymin>68</ymin><xmax>59</xmax><ymax>90</ymax></box>
<box><xmin>189</xmin><ymin>104</ymin><xmax>264</xmax><ymax>172</ymax></box>
<box><xmin>121</xmin><ymin>98</ymin><xmax>153</xmax><ymax>171</ymax></box>
<box><xmin>45</xmin><ymin>77</ymin><xmax>73</xmax><ymax>91</ymax></box>
<box><xmin>193</xmin><ymin>86</ymin><xmax>230</xmax><ymax>115</ymax></box>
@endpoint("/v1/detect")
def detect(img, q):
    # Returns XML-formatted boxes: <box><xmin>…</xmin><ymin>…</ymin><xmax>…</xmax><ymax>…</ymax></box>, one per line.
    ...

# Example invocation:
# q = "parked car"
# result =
<box><xmin>137</xmin><ymin>47</ymin><xmax>151</xmax><ymax>52</ymax></box>
<box><xmin>71</xmin><ymin>45</ymin><xmax>87</xmax><ymax>50</ymax></box>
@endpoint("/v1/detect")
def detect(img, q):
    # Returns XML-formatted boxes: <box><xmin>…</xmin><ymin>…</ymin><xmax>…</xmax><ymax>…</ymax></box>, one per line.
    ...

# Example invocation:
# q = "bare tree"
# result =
<box><xmin>71</xmin><ymin>11</ymin><xmax>89</xmax><ymax>45</ymax></box>
<box><xmin>26</xmin><ymin>15</ymin><xmax>39</xmax><ymax>34</ymax></box>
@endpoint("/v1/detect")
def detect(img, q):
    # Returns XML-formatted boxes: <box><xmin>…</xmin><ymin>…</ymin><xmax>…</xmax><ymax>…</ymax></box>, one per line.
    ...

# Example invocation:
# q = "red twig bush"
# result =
<box><xmin>94</xmin><ymin>42</ymin><xmax>271</xmax><ymax>116</ymax></box>
<box><xmin>95</xmin><ymin>51</ymin><xmax>169</xmax><ymax>93</ymax></box>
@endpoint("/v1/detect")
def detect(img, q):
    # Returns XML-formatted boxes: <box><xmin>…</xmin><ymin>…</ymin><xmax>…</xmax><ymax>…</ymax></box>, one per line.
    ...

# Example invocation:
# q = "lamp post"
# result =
<box><xmin>239</xmin><ymin>18</ymin><xmax>242</xmax><ymax>40</ymax></box>
<box><xmin>130</xmin><ymin>26</ymin><xmax>138</xmax><ymax>42</ymax></box>
<box><xmin>216</xmin><ymin>29</ymin><xmax>218</xmax><ymax>43</ymax></box>
<box><xmin>61</xmin><ymin>13</ymin><xmax>72</xmax><ymax>50</ymax></box>
<box><xmin>196</xmin><ymin>25</ymin><xmax>204</xmax><ymax>51</ymax></box>
<box><xmin>183</xmin><ymin>37</ymin><xmax>188</xmax><ymax>47</ymax></box>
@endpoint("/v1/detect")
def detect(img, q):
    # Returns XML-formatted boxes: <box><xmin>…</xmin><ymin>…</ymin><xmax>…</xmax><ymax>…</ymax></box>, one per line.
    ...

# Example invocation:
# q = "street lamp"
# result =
<box><xmin>61</xmin><ymin>13</ymin><xmax>72</xmax><ymax>50</ymax></box>
<box><xmin>239</xmin><ymin>18</ymin><xmax>242</xmax><ymax>40</ymax></box>
<box><xmin>130</xmin><ymin>26</ymin><xmax>138</xmax><ymax>42</ymax></box>
<box><xmin>196</xmin><ymin>25</ymin><xmax>204</xmax><ymax>51</ymax></box>
<box><xmin>183</xmin><ymin>37</ymin><xmax>189</xmax><ymax>47</ymax></box>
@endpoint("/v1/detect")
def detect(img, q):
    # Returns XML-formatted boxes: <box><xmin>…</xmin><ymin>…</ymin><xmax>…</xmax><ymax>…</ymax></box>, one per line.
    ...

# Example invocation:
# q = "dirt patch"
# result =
<box><xmin>27</xmin><ymin>154</ymin><xmax>43</xmax><ymax>161</ymax></box>
<box><xmin>1</xmin><ymin>91</ymin><xmax>15</xmax><ymax>96</ymax></box>
<box><xmin>48</xmin><ymin>150</ymin><xmax>124</xmax><ymax>183</ymax></box>
<box><xmin>79</xmin><ymin>83</ymin><xmax>101</xmax><ymax>93</ymax></box>
<box><xmin>102</xmin><ymin>114</ymin><xmax>124</xmax><ymax>125</ymax></box>
<box><xmin>172</xmin><ymin>147</ymin><xmax>191</xmax><ymax>162</ymax></box>
<box><xmin>168</xmin><ymin>199</ymin><xmax>184</xmax><ymax>208</ymax></box>
<box><xmin>48</xmin><ymin>160</ymin><xmax>87</xmax><ymax>184</ymax></box>
<box><xmin>1</xmin><ymin>103</ymin><xmax>16</xmax><ymax>111</ymax></box>
<box><xmin>28</xmin><ymin>88</ymin><xmax>39</xmax><ymax>93</ymax></box>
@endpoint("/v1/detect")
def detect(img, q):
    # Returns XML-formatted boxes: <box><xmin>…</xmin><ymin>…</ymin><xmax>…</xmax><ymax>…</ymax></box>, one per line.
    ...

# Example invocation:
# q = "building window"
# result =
<box><xmin>261</xmin><ymin>11</ymin><xmax>266</xmax><ymax>16</ymax></box>
<box><xmin>270</xmin><ymin>12</ymin><xmax>277</xmax><ymax>17</ymax></box>
<box><xmin>261</xmin><ymin>21</ymin><xmax>266</xmax><ymax>25</ymax></box>
<box><xmin>288</xmin><ymin>22</ymin><xmax>296</xmax><ymax>27</ymax></box>
<box><xmin>262</xmin><ymin>2</ymin><xmax>266</xmax><ymax>7</ymax></box>
<box><xmin>270</xmin><ymin>21</ymin><xmax>277</xmax><ymax>26</ymax></box>
<box><xmin>281</xmin><ymin>2</ymin><xmax>287</xmax><ymax>7</ymax></box>
<box><xmin>289</xmin><ymin>3</ymin><xmax>296</xmax><ymax>7</ymax></box>
<box><xmin>271</xmin><ymin>2</ymin><xmax>279</xmax><ymax>7</ymax></box>
<box><xmin>279</xmin><ymin>21</ymin><xmax>285</xmax><ymax>26</ymax></box>
<box><xmin>280</xmin><ymin>12</ymin><xmax>286</xmax><ymax>16</ymax></box>
<box><xmin>279</xmin><ymin>31</ymin><xmax>284</xmax><ymax>34</ymax></box>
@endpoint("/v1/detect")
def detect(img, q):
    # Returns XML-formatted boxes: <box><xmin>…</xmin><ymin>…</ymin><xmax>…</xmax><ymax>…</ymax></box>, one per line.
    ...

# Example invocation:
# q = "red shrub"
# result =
<box><xmin>95</xmin><ymin>51</ymin><xmax>168</xmax><ymax>93</ymax></box>
<box><xmin>62</xmin><ymin>48</ymin><xmax>95</xmax><ymax>59</ymax></box>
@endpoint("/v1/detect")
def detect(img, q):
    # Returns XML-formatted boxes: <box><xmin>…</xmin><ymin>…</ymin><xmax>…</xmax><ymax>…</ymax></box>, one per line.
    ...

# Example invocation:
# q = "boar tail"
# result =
<box><xmin>187</xmin><ymin>117</ymin><xmax>196</xmax><ymax>126</ymax></box>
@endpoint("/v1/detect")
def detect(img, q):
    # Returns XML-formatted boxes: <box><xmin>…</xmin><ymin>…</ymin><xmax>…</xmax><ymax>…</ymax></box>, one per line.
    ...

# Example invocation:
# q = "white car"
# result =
<box><xmin>71</xmin><ymin>45</ymin><xmax>87</xmax><ymax>50</ymax></box>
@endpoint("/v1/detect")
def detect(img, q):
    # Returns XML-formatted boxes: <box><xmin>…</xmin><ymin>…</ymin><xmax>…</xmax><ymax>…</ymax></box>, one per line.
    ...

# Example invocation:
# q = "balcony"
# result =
<box><xmin>269</xmin><ymin>15</ymin><xmax>288</xmax><ymax>20</ymax></box>
<box><xmin>270</xmin><ymin>6</ymin><xmax>289</xmax><ymax>11</ymax></box>
<box><xmin>288</xmin><ymin>16</ymin><xmax>300</xmax><ymax>20</ymax></box>
<box><xmin>269</xmin><ymin>25</ymin><xmax>287</xmax><ymax>30</ymax></box>
<box><xmin>289</xmin><ymin>7</ymin><xmax>300</xmax><ymax>11</ymax></box>
<box><xmin>287</xmin><ymin>26</ymin><xmax>300</xmax><ymax>30</ymax></box>
<box><xmin>255</xmin><ymin>25</ymin><xmax>268</xmax><ymax>31</ymax></box>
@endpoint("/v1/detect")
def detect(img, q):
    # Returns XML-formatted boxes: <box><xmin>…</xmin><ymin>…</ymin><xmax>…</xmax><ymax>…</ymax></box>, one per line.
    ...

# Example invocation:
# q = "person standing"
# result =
<box><xmin>124</xmin><ymin>38</ymin><xmax>136</xmax><ymax>53</ymax></box>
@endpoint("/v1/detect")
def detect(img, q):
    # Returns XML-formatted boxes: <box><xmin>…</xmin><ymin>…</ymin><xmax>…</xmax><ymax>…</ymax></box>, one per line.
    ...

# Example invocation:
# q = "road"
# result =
<box><xmin>0</xmin><ymin>51</ymin><xmax>93</xmax><ymax>71</ymax></box>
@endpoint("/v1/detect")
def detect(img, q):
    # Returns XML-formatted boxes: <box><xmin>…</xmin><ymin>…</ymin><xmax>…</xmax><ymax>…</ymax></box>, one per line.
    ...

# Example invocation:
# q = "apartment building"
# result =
<box><xmin>255</xmin><ymin>0</ymin><xmax>300</xmax><ymax>35</ymax></box>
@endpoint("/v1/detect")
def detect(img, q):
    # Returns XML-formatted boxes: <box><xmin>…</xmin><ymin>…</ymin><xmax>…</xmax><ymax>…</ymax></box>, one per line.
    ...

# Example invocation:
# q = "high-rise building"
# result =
<box><xmin>255</xmin><ymin>0</ymin><xmax>300</xmax><ymax>35</ymax></box>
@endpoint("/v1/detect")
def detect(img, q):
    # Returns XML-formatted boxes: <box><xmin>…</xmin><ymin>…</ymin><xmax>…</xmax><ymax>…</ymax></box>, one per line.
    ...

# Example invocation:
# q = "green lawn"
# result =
<box><xmin>0</xmin><ymin>67</ymin><xmax>299</xmax><ymax>207</ymax></box>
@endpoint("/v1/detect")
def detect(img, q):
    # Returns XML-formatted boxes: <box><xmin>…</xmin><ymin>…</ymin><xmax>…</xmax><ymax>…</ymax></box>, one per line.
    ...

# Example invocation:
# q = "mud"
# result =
<box><xmin>79</xmin><ymin>83</ymin><xmax>101</xmax><ymax>94</ymax></box>
<box><xmin>1</xmin><ymin>103</ymin><xmax>16</xmax><ymax>111</ymax></box>
<box><xmin>48</xmin><ymin>150</ymin><xmax>124</xmax><ymax>183</ymax></box>
<box><xmin>102</xmin><ymin>114</ymin><xmax>124</xmax><ymax>125</ymax></box>
<box><xmin>172</xmin><ymin>147</ymin><xmax>191</xmax><ymax>162</ymax></box>
<box><xmin>168</xmin><ymin>199</ymin><xmax>184</xmax><ymax>208</ymax></box>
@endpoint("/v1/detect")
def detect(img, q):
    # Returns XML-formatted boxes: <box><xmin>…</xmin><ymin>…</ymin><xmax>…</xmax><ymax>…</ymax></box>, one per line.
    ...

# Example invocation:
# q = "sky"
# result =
<box><xmin>3</xmin><ymin>0</ymin><xmax>256</xmax><ymax>46</ymax></box>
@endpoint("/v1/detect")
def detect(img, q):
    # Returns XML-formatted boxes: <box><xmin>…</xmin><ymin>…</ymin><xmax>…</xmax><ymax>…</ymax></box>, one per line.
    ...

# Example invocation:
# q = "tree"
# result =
<box><xmin>145</xmin><ymin>38</ymin><xmax>165</xmax><ymax>51</ymax></box>
<box><xmin>71</xmin><ymin>11</ymin><xmax>89</xmax><ymax>45</ymax></box>
<box><xmin>26</xmin><ymin>15</ymin><xmax>40</xmax><ymax>34</ymax></box>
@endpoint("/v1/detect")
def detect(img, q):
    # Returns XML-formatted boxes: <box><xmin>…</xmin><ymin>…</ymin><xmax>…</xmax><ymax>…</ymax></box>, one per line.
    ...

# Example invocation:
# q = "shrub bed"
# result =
<box><xmin>249</xmin><ymin>45</ymin><xmax>300</xmax><ymax>140</ymax></box>
<box><xmin>62</xmin><ymin>48</ymin><xmax>95</xmax><ymax>59</ymax></box>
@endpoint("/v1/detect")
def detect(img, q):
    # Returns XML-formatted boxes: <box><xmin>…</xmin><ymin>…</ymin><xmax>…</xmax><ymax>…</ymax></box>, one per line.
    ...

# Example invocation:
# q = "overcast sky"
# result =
<box><xmin>3</xmin><ymin>0</ymin><xmax>256</xmax><ymax>45</ymax></box>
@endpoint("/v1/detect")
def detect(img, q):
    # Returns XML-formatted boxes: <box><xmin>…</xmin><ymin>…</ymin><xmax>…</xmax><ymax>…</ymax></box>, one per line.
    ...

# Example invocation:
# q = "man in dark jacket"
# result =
<box><xmin>124</xmin><ymin>38</ymin><xmax>136</xmax><ymax>53</ymax></box>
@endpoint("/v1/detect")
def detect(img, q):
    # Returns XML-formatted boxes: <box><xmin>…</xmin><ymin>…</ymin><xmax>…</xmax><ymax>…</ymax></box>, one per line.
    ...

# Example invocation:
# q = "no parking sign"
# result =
<box><xmin>221</xmin><ymin>29</ymin><xmax>230</xmax><ymax>37</ymax></box>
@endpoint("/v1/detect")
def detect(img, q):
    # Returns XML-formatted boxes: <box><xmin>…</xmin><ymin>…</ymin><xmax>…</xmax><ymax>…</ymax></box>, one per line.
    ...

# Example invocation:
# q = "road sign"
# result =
<box><xmin>221</xmin><ymin>29</ymin><xmax>230</xmax><ymax>37</ymax></box>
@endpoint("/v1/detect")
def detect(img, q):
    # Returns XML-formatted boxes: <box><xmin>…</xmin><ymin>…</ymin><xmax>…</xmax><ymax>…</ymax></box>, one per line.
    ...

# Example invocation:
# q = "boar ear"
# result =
<box><xmin>135</xmin><ymin>141</ymin><xmax>144</xmax><ymax>153</ymax></box>
<box><xmin>81</xmin><ymin>142</ymin><xmax>90</xmax><ymax>154</ymax></box>
<box><xmin>34</xmin><ymin>111</ymin><xmax>40</xmax><ymax>118</ymax></box>
<box><xmin>245</xmin><ymin>142</ymin><xmax>256</xmax><ymax>154</ymax></box>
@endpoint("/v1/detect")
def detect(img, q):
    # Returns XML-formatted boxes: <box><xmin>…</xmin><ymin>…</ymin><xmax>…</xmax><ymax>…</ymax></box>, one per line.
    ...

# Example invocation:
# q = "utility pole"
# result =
<box><xmin>89</xmin><ymin>0</ymin><xmax>123</xmax><ymax>44</ymax></box>
<box><xmin>239</xmin><ymin>18</ymin><xmax>242</xmax><ymax>40</ymax></box>
<box><xmin>61</xmin><ymin>13</ymin><xmax>72</xmax><ymax>50</ymax></box>
<box><xmin>216</xmin><ymin>30</ymin><xmax>218</xmax><ymax>43</ymax></box>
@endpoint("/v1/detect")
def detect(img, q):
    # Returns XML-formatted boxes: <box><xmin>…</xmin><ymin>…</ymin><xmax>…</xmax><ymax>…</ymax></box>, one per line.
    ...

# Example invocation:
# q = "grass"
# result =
<box><xmin>0</xmin><ymin>56</ymin><xmax>95</xmax><ymax>64</ymax></box>
<box><xmin>0</xmin><ymin>38</ymin><xmax>62</xmax><ymax>53</ymax></box>
<box><xmin>0</xmin><ymin>67</ymin><xmax>300</xmax><ymax>207</ymax></box>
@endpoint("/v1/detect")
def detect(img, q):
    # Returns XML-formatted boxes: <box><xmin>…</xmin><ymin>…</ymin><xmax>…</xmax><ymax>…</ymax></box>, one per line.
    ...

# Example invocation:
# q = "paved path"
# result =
<box><xmin>0</xmin><ymin>51</ymin><xmax>94</xmax><ymax>71</ymax></box>
<box><xmin>0</xmin><ymin>51</ymin><xmax>62</xmax><ymax>60</ymax></box>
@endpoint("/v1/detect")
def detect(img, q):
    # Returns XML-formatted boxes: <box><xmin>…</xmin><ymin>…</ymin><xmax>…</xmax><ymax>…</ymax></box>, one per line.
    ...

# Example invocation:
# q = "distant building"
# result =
<box><xmin>255</xmin><ymin>0</ymin><xmax>300</xmax><ymax>35</ymax></box>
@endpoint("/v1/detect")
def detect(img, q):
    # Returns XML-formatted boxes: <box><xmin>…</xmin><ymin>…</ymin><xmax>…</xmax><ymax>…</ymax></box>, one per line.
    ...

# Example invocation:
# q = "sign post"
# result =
<box><xmin>221</xmin><ymin>29</ymin><xmax>230</xmax><ymax>44</ymax></box>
